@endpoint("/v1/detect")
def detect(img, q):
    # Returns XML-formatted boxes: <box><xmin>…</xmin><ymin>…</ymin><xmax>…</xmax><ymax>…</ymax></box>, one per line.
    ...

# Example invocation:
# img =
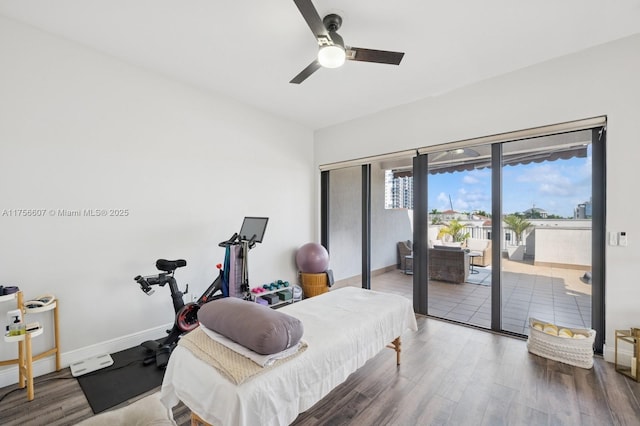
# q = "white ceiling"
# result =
<box><xmin>1</xmin><ymin>0</ymin><xmax>639</xmax><ymax>130</ymax></box>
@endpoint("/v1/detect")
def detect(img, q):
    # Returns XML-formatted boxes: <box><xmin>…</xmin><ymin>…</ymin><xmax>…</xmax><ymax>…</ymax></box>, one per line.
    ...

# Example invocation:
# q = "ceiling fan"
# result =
<box><xmin>290</xmin><ymin>0</ymin><xmax>405</xmax><ymax>84</ymax></box>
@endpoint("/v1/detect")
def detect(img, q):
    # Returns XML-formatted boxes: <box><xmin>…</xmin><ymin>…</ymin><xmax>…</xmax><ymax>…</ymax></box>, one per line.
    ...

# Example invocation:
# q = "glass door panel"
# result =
<box><xmin>327</xmin><ymin>166</ymin><xmax>362</xmax><ymax>288</ymax></box>
<box><xmin>500</xmin><ymin>131</ymin><xmax>592</xmax><ymax>335</ymax></box>
<box><xmin>426</xmin><ymin>145</ymin><xmax>492</xmax><ymax>328</ymax></box>
<box><xmin>372</xmin><ymin>158</ymin><xmax>414</xmax><ymax>297</ymax></box>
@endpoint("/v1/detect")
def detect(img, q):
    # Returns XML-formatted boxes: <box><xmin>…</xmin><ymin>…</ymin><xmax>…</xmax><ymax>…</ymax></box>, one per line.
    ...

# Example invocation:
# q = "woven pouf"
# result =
<box><xmin>299</xmin><ymin>272</ymin><xmax>329</xmax><ymax>298</ymax></box>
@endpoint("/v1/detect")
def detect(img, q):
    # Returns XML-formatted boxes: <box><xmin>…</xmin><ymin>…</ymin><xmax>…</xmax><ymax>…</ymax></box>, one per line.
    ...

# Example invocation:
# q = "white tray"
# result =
<box><xmin>4</xmin><ymin>327</ymin><xmax>44</xmax><ymax>342</ymax></box>
<box><xmin>24</xmin><ymin>300</ymin><xmax>57</xmax><ymax>313</ymax></box>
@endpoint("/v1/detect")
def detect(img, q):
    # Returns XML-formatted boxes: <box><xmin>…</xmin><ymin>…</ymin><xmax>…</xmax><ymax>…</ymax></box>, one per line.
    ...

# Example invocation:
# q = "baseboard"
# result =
<box><xmin>0</xmin><ymin>323</ymin><xmax>171</xmax><ymax>388</ymax></box>
<box><xmin>602</xmin><ymin>343</ymin><xmax>629</xmax><ymax>364</ymax></box>
<box><xmin>533</xmin><ymin>261</ymin><xmax>590</xmax><ymax>270</ymax></box>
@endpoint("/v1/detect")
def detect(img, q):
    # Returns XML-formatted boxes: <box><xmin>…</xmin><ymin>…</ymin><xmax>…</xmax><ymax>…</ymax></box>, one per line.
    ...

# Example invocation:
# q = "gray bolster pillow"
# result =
<box><xmin>197</xmin><ymin>297</ymin><xmax>304</xmax><ymax>355</ymax></box>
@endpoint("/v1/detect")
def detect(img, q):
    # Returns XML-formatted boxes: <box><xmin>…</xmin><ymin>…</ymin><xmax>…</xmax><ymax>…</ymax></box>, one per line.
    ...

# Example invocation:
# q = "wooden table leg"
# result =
<box><xmin>17</xmin><ymin>339</ymin><xmax>25</xmax><ymax>388</ymax></box>
<box><xmin>25</xmin><ymin>332</ymin><xmax>34</xmax><ymax>401</ymax></box>
<box><xmin>53</xmin><ymin>301</ymin><xmax>61</xmax><ymax>371</ymax></box>
<box><xmin>386</xmin><ymin>337</ymin><xmax>401</xmax><ymax>365</ymax></box>
<box><xmin>191</xmin><ymin>412</ymin><xmax>213</xmax><ymax>426</ymax></box>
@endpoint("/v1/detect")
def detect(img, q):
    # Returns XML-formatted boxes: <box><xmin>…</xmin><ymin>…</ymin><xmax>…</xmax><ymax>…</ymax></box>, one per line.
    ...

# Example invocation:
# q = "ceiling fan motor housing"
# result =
<box><xmin>323</xmin><ymin>14</ymin><xmax>342</xmax><ymax>32</ymax></box>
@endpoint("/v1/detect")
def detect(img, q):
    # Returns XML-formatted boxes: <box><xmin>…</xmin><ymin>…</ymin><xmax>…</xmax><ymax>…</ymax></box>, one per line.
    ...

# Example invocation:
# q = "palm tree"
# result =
<box><xmin>437</xmin><ymin>219</ymin><xmax>470</xmax><ymax>243</ymax></box>
<box><xmin>430</xmin><ymin>209</ymin><xmax>443</xmax><ymax>225</ymax></box>
<box><xmin>503</xmin><ymin>214</ymin><xmax>532</xmax><ymax>245</ymax></box>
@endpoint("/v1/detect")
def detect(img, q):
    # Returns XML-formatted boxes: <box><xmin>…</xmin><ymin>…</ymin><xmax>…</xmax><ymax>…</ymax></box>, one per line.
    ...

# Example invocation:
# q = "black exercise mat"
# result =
<box><xmin>77</xmin><ymin>344</ymin><xmax>165</xmax><ymax>414</ymax></box>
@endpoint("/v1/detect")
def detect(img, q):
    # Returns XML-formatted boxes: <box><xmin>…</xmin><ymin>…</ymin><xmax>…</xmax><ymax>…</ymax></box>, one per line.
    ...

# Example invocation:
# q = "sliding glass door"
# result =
<box><xmin>320</xmin><ymin>122</ymin><xmax>605</xmax><ymax>352</ymax></box>
<box><xmin>416</xmin><ymin>129</ymin><xmax>599</xmax><ymax>343</ymax></box>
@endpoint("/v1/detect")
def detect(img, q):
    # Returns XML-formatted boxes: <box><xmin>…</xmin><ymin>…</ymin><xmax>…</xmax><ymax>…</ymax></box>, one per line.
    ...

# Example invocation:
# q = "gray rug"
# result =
<box><xmin>467</xmin><ymin>266</ymin><xmax>491</xmax><ymax>285</ymax></box>
<box><xmin>77</xmin><ymin>344</ymin><xmax>164</xmax><ymax>414</ymax></box>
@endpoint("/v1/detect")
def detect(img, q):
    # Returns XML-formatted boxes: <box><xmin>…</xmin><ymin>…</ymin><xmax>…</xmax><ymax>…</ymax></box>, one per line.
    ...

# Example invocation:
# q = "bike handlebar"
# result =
<box><xmin>218</xmin><ymin>232</ymin><xmax>239</xmax><ymax>247</ymax></box>
<box><xmin>134</xmin><ymin>272</ymin><xmax>174</xmax><ymax>295</ymax></box>
<box><xmin>134</xmin><ymin>275</ymin><xmax>155</xmax><ymax>295</ymax></box>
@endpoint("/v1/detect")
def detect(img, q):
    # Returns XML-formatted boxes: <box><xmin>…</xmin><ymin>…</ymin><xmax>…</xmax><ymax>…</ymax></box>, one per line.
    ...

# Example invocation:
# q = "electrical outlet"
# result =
<box><xmin>609</xmin><ymin>232</ymin><xmax>618</xmax><ymax>246</ymax></box>
<box><xmin>619</xmin><ymin>231</ymin><xmax>628</xmax><ymax>246</ymax></box>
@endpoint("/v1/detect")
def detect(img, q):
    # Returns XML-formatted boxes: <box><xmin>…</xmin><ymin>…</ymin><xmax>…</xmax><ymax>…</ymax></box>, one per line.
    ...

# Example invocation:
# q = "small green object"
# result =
<box><xmin>284</xmin><ymin>281</ymin><xmax>290</xmax><ymax>287</ymax></box>
<box><xmin>278</xmin><ymin>290</ymin><xmax>292</xmax><ymax>301</ymax></box>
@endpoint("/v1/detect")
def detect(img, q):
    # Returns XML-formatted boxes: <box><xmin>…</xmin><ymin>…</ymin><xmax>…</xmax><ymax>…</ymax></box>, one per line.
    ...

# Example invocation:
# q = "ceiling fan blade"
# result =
<box><xmin>346</xmin><ymin>47</ymin><xmax>405</xmax><ymax>65</ymax></box>
<box><xmin>290</xmin><ymin>60</ymin><xmax>322</xmax><ymax>84</ymax></box>
<box><xmin>293</xmin><ymin>0</ymin><xmax>329</xmax><ymax>39</ymax></box>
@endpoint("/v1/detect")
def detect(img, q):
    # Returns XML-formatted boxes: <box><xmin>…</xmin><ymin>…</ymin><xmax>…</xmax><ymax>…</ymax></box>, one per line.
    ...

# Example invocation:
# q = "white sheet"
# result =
<box><xmin>160</xmin><ymin>287</ymin><xmax>417</xmax><ymax>426</ymax></box>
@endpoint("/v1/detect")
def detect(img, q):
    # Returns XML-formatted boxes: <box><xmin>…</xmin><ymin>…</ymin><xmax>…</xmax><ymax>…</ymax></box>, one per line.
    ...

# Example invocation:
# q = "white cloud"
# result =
<box><xmin>463</xmin><ymin>175</ymin><xmax>479</xmax><ymax>184</ymax></box>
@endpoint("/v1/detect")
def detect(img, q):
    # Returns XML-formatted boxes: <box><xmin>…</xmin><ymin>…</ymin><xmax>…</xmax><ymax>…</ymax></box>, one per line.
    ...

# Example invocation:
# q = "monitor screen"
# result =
<box><xmin>239</xmin><ymin>217</ymin><xmax>269</xmax><ymax>243</ymax></box>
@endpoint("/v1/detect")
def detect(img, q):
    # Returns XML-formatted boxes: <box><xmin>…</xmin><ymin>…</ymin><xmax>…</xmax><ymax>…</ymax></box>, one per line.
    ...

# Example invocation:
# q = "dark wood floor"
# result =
<box><xmin>2</xmin><ymin>316</ymin><xmax>639</xmax><ymax>425</ymax></box>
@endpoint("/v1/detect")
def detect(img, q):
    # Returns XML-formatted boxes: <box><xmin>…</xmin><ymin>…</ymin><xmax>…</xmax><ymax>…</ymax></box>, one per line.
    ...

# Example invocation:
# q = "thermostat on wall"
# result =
<box><xmin>619</xmin><ymin>231</ymin><xmax>627</xmax><ymax>246</ymax></box>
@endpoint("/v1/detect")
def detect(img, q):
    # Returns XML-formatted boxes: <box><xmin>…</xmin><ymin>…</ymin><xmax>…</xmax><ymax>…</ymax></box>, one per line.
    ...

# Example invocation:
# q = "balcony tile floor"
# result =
<box><xmin>332</xmin><ymin>259</ymin><xmax>592</xmax><ymax>336</ymax></box>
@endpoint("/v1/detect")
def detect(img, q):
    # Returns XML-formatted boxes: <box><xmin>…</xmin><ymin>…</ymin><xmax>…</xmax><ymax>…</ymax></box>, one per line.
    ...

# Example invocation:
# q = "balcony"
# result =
<box><xmin>331</xmin><ymin>257</ymin><xmax>591</xmax><ymax>336</ymax></box>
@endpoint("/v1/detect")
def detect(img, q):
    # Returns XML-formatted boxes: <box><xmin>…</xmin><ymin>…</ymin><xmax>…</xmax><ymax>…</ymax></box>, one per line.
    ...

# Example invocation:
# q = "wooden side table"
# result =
<box><xmin>615</xmin><ymin>328</ymin><xmax>640</xmax><ymax>381</ymax></box>
<box><xmin>1</xmin><ymin>291</ymin><xmax>61</xmax><ymax>400</ymax></box>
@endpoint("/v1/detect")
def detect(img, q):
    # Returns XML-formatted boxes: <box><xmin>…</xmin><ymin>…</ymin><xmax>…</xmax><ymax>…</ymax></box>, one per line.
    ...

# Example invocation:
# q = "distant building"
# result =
<box><xmin>523</xmin><ymin>207</ymin><xmax>548</xmax><ymax>218</ymax></box>
<box><xmin>439</xmin><ymin>209</ymin><xmax>466</xmax><ymax>221</ymax></box>
<box><xmin>384</xmin><ymin>170</ymin><xmax>413</xmax><ymax>209</ymax></box>
<box><xmin>575</xmin><ymin>198</ymin><xmax>592</xmax><ymax>219</ymax></box>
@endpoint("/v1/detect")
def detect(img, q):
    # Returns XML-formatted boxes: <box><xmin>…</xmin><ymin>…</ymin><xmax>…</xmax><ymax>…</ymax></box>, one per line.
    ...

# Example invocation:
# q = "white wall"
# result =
<box><xmin>328</xmin><ymin>167</ymin><xmax>361</xmax><ymax>280</ymax></box>
<box><xmin>315</xmin><ymin>34</ymin><xmax>640</xmax><ymax>361</ymax></box>
<box><xmin>0</xmin><ymin>17</ymin><xmax>314</xmax><ymax>384</ymax></box>
<box><xmin>534</xmin><ymin>228</ymin><xmax>591</xmax><ymax>267</ymax></box>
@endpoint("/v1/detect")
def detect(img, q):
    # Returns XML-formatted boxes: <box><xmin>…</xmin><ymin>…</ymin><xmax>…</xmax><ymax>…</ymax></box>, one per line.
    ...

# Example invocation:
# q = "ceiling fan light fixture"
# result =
<box><xmin>290</xmin><ymin>3</ymin><xmax>405</xmax><ymax>84</ymax></box>
<box><xmin>318</xmin><ymin>44</ymin><xmax>346</xmax><ymax>68</ymax></box>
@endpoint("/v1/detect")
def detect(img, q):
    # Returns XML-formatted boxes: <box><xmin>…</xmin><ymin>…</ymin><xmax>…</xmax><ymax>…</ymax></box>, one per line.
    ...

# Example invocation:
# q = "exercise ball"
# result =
<box><xmin>296</xmin><ymin>243</ymin><xmax>329</xmax><ymax>273</ymax></box>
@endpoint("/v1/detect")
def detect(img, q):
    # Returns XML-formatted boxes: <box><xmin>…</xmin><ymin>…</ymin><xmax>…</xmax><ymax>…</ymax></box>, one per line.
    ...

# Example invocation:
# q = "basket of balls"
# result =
<box><xmin>527</xmin><ymin>318</ymin><xmax>596</xmax><ymax>369</ymax></box>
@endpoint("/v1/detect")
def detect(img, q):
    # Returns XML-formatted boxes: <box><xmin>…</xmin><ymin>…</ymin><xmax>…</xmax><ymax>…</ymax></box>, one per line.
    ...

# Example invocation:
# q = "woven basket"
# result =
<box><xmin>526</xmin><ymin>317</ymin><xmax>596</xmax><ymax>369</ymax></box>
<box><xmin>299</xmin><ymin>272</ymin><xmax>328</xmax><ymax>298</ymax></box>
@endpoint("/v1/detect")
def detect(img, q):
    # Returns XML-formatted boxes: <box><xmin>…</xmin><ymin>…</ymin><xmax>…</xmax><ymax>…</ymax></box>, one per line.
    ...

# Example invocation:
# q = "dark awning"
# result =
<box><xmin>425</xmin><ymin>145</ymin><xmax>588</xmax><ymax>175</ymax></box>
<box><xmin>391</xmin><ymin>130</ymin><xmax>591</xmax><ymax>177</ymax></box>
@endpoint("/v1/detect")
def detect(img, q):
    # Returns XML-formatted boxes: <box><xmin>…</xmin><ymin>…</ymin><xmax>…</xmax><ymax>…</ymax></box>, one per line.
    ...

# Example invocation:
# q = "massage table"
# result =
<box><xmin>160</xmin><ymin>286</ymin><xmax>418</xmax><ymax>426</ymax></box>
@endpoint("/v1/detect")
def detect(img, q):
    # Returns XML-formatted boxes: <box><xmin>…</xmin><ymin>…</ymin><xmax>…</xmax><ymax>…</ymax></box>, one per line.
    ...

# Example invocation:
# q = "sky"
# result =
<box><xmin>428</xmin><ymin>146</ymin><xmax>592</xmax><ymax>218</ymax></box>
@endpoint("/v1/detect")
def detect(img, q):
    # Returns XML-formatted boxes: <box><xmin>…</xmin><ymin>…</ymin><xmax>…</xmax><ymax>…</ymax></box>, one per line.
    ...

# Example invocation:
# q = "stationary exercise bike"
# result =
<box><xmin>134</xmin><ymin>257</ymin><xmax>224</xmax><ymax>368</ymax></box>
<box><xmin>133</xmin><ymin>217</ymin><xmax>269</xmax><ymax>368</ymax></box>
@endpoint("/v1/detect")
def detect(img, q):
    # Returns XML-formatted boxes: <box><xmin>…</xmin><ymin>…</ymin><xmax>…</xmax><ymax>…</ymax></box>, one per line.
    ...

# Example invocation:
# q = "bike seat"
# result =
<box><xmin>156</xmin><ymin>259</ymin><xmax>187</xmax><ymax>272</ymax></box>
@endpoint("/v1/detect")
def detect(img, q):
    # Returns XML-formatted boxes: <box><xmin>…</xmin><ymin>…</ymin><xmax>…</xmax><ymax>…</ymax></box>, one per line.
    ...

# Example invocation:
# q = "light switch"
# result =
<box><xmin>609</xmin><ymin>232</ymin><xmax>618</xmax><ymax>246</ymax></box>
